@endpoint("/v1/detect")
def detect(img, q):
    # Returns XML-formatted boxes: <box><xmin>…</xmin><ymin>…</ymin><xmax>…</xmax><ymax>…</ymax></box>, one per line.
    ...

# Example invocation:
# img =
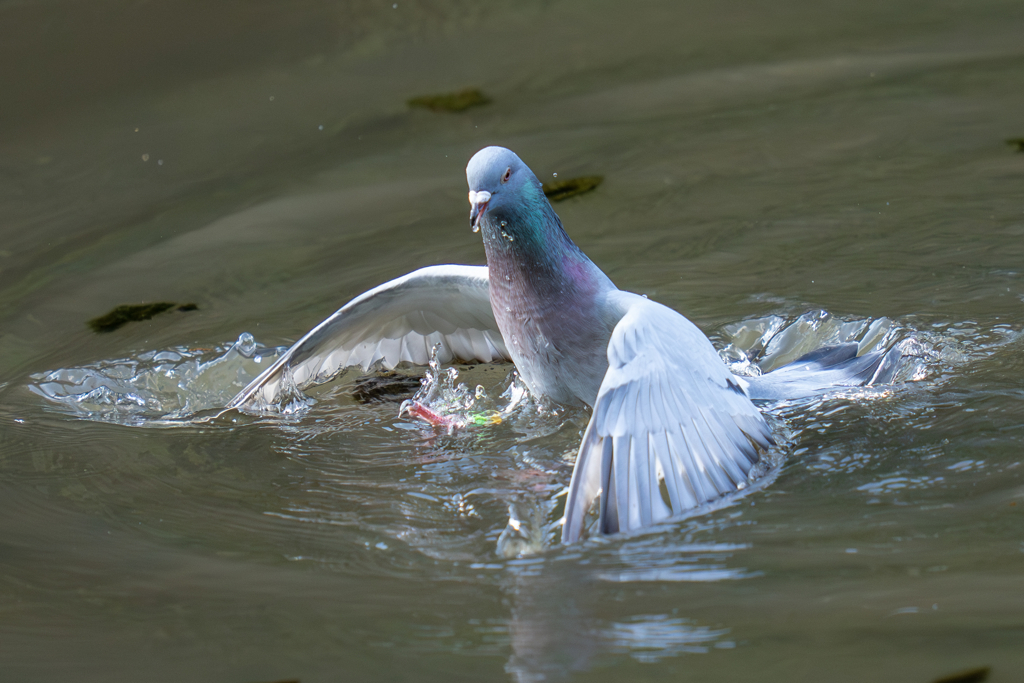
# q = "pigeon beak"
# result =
<box><xmin>468</xmin><ymin>190</ymin><xmax>491</xmax><ymax>231</ymax></box>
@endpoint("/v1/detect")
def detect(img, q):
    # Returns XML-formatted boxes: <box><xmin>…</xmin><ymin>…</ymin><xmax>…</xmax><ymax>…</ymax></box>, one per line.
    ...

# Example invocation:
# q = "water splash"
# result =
<box><xmin>27</xmin><ymin>309</ymin><xmax>1010</xmax><ymax>439</ymax></box>
<box><xmin>716</xmin><ymin>309</ymin><xmax>977</xmax><ymax>384</ymax></box>
<box><xmin>398</xmin><ymin>347</ymin><xmax>490</xmax><ymax>429</ymax></box>
<box><xmin>28</xmin><ymin>333</ymin><xmax>285</xmax><ymax>426</ymax></box>
<box><xmin>399</xmin><ymin>344</ymin><xmax>565</xmax><ymax>439</ymax></box>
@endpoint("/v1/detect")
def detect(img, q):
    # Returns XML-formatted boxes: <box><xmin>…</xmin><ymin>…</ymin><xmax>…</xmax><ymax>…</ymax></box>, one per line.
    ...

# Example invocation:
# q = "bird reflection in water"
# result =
<box><xmin>499</xmin><ymin>536</ymin><xmax>746</xmax><ymax>681</ymax></box>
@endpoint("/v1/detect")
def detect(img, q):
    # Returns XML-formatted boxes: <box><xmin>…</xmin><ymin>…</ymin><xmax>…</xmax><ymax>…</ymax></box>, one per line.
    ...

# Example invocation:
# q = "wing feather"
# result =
<box><xmin>667</xmin><ymin>427</ymin><xmax>701</xmax><ymax>509</ymax></box>
<box><xmin>601</xmin><ymin>442</ymin><xmax>619</xmax><ymax>534</ymax></box>
<box><xmin>632</xmin><ymin>433</ymin><xmax>653</xmax><ymax>527</ymax></box>
<box><xmin>650</xmin><ymin>436</ymin><xmax>674</xmax><ymax>523</ymax></box>
<box><xmin>696</xmin><ymin>408</ymin><xmax>747</xmax><ymax>491</ymax></box>
<box><xmin>228</xmin><ymin>265</ymin><xmax>509</xmax><ymax>410</ymax></box>
<box><xmin>651</xmin><ymin>432</ymin><xmax>680</xmax><ymax>511</ymax></box>
<box><xmin>678</xmin><ymin>422</ymin><xmax>716</xmax><ymax>502</ymax></box>
<box><xmin>562</xmin><ymin>292</ymin><xmax>774</xmax><ymax>542</ymax></box>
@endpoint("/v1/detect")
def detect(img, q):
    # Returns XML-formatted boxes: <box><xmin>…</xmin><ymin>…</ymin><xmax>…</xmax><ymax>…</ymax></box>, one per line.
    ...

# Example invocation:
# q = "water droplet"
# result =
<box><xmin>500</xmin><ymin>221</ymin><xmax>507</xmax><ymax>227</ymax></box>
<box><xmin>504</xmin><ymin>306</ymin><xmax>511</xmax><ymax>313</ymax></box>
<box><xmin>553</xmin><ymin>173</ymin><xmax>558</xmax><ymax>177</ymax></box>
<box><xmin>236</xmin><ymin>332</ymin><xmax>257</xmax><ymax>356</ymax></box>
<box><xmin>471</xmin><ymin>223</ymin><xmax>480</xmax><ymax>234</ymax></box>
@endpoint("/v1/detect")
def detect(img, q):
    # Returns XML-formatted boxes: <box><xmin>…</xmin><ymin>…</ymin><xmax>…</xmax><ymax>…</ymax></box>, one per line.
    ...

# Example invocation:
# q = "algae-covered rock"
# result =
<box><xmin>407</xmin><ymin>88</ymin><xmax>490</xmax><ymax>112</ymax></box>
<box><xmin>542</xmin><ymin>175</ymin><xmax>604</xmax><ymax>202</ymax></box>
<box><xmin>932</xmin><ymin>666</ymin><xmax>990</xmax><ymax>683</ymax></box>
<box><xmin>88</xmin><ymin>302</ymin><xmax>198</xmax><ymax>333</ymax></box>
<box><xmin>1007</xmin><ymin>138</ymin><xmax>1024</xmax><ymax>152</ymax></box>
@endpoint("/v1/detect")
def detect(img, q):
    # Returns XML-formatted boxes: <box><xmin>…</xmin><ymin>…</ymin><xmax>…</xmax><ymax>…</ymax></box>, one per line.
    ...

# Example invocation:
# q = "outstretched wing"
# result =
<box><xmin>562</xmin><ymin>292</ymin><xmax>773</xmax><ymax>543</ymax></box>
<box><xmin>229</xmin><ymin>265</ymin><xmax>509</xmax><ymax>409</ymax></box>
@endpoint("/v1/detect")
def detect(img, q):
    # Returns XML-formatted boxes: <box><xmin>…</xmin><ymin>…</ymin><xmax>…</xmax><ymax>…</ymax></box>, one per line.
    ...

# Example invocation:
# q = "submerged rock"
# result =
<box><xmin>407</xmin><ymin>88</ymin><xmax>490</xmax><ymax>112</ymax></box>
<box><xmin>542</xmin><ymin>176</ymin><xmax>604</xmax><ymax>201</ymax></box>
<box><xmin>349</xmin><ymin>372</ymin><xmax>422</xmax><ymax>404</ymax></box>
<box><xmin>88</xmin><ymin>302</ymin><xmax>198</xmax><ymax>333</ymax></box>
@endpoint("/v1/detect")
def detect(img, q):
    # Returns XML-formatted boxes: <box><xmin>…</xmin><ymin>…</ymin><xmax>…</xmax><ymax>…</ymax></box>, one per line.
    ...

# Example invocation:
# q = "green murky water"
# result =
<box><xmin>2</xmin><ymin>1</ymin><xmax>1023</xmax><ymax>681</ymax></box>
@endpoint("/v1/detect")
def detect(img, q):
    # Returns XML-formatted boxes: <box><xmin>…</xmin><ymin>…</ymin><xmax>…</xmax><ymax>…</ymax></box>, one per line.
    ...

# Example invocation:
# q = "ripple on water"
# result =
<box><xmin>605</xmin><ymin>614</ymin><xmax>730</xmax><ymax>660</ymax></box>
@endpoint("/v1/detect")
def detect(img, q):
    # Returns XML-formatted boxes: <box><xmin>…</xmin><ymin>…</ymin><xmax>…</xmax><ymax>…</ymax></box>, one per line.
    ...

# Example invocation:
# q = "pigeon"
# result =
<box><xmin>229</xmin><ymin>146</ymin><xmax>895</xmax><ymax>543</ymax></box>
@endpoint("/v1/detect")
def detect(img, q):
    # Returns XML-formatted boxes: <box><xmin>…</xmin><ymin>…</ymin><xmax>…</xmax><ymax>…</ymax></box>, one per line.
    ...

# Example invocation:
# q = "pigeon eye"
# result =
<box><xmin>502</xmin><ymin>167</ymin><xmax>512</xmax><ymax>183</ymax></box>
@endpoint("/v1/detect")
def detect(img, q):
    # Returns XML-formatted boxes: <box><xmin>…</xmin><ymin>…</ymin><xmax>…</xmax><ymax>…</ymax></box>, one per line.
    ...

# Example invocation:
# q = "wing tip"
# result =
<box><xmin>563</xmin><ymin>418</ymin><xmax>775</xmax><ymax>543</ymax></box>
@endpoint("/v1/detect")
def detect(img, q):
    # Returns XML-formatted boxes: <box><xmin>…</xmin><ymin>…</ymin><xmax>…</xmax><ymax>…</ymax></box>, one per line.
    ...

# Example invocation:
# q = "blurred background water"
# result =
<box><xmin>2</xmin><ymin>1</ymin><xmax>1023</xmax><ymax>681</ymax></box>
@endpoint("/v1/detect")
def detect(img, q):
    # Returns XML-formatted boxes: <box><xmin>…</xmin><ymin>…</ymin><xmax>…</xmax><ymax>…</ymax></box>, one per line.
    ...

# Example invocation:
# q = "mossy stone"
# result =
<box><xmin>408</xmin><ymin>88</ymin><xmax>490</xmax><ymax>113</ymax></box>
<box><xmin>932</xmin><ymin>666</ymin><xmax>990</xmax><ymax>683</ymax></box>
<box><xmin>88</xmin><ymin>302</ymin><xmax>198</xmax><ymax>333</ymax></box>
<box><xmin>542</xmin><ymin>176</ymin><xmax>604</xmax><ymax>202</ymax></box>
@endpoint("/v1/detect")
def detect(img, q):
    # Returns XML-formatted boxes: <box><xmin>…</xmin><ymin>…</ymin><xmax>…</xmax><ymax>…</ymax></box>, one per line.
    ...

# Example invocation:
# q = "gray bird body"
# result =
<box><xmin>230</xmin><ymin>146</ymin><xmax>892</xmax><ymax>544</ymax></box>
<box><xmin>479</xmin><ymin>198</ymin><xmax>618</xmax><ymax>408</ymax></box>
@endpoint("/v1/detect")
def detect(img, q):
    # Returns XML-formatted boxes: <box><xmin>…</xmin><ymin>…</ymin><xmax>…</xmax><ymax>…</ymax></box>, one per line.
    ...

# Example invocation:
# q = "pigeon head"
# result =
<box><xmin>466</xmin><ymin>146</ymin><xmax>546</xmax><ymax>234</ymax></box>
<box><xmin>464</xmin><ymin>146</ymin><xmax>604</xmax><ymax>296</ymax></box>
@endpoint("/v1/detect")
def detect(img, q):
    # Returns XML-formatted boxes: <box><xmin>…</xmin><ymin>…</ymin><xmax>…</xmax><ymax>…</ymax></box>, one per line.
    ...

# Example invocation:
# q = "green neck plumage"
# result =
<box><xmin>481</xmin><ymin>181</ymin><xmax>610</xmax><ymax>297</ymax></box>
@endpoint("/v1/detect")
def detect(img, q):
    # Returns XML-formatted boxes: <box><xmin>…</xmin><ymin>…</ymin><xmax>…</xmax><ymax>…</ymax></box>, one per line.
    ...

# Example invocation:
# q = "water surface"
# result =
<box><xmin>2</xmin><ymin>1</ymin><xmax>1024</xmax><ymax>681</ymax></box>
